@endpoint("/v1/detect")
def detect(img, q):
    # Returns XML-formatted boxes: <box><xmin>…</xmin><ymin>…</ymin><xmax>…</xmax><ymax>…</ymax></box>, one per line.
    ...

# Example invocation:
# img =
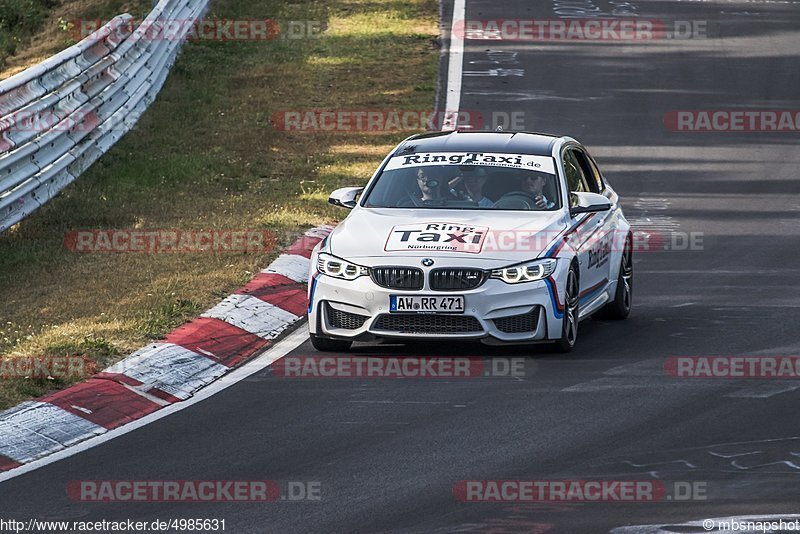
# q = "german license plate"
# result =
<box><xmin>389</xmin><ymin>295</ymin><xmax>465</xmax><ymax>314</ymax></box>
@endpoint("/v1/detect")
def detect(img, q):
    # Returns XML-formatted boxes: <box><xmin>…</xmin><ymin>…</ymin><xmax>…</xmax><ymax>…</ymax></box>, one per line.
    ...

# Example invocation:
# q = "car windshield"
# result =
<box><xmin>362</xmin><ymin>151</ymin><xmax>561</xmax><ymax>211</ymax></box>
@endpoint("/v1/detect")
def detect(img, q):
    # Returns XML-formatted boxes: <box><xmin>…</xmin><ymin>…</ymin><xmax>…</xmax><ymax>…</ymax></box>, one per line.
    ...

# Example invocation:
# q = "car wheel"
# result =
<box><xmin>594</xmin><ymin>235</ymin><xmax>633</xmax><ymax>320</ymax></box>
<box><xmin>310</xmin><ymin>333</ymin><xmax>353</xmax><ymax>352</ymax></box>
<box><xmin>553</xmin><ymin>264</ymin><xmax>580</xmax><ymax>353</ymax></box>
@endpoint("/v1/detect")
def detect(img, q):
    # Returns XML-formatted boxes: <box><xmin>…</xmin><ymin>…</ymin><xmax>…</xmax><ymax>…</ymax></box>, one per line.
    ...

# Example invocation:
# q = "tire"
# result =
<box><xmin>552</xmin><ymin>263</ymin><xmax>580</xmax><ymax>353</ymax></box>
<box><xmin>595</xmin><ymin>235</ymin><xmax>633</xmax><ymax>320</ymax></box>
<box><xmin>310</xmin><ymin>333</ymin><xmax>353</xmax><ymax>352</ymax></box>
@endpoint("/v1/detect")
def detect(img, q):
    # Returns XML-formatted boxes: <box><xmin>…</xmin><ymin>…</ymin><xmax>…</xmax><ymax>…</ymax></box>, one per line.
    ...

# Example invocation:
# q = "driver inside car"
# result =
<box><xmin>521</xmin><ymin>172</ymin><xmax>556</xmax><ymax>209</ymax></box>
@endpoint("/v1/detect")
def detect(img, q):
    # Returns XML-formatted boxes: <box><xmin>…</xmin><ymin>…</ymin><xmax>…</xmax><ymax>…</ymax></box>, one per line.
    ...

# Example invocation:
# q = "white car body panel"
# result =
<box><xmin>307</xmin><ymin>132</ymin><xmax>631</xmax><ymax>346</ymax></box>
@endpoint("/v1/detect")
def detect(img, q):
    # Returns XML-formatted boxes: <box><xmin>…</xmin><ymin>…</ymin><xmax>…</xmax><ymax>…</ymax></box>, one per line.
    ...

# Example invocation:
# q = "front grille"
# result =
<box><xmin>326</xmin><ymin>305</ymin><xmax>369</xmax><ymax>330</ymax></box>
<box><xmin>429</xmin><ymin>268</ymin><xmax>487</xmax><ymax>291</ymax></box>
<box><xmin>493</xmin><ymin>308</ymin><xmax>541</xmax><ymax>334</ymax></box>
<box><xmin>371</xmin><ymin>267</ymin><xmax>424</xmax><ymax>290</ymax></box>
<box><xmin>373</xmin><ymin>314</ymin><xmax>482</xmax><ymax>334</ymax></box>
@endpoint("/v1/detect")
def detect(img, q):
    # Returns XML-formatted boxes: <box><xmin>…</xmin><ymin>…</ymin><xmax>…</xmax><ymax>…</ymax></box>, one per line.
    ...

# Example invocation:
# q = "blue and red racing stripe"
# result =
<box><xmin>544</xmin><ymin>214</ymin><xmax>593</xmax><ymax>258</ymax></box>
<box><xmin>308</xmin><ymin>272</ymin><xmax>321</xmax><ymax>314</ymax></box>
<box><xmin>544</xmin><ymin>276</ymin><xmax>565</xmax><ymax>319</ymax></box>
<box><xmin>579</xmin><ymin>278</ymin><xmax>608</xmax><ymax>304</ymax></box>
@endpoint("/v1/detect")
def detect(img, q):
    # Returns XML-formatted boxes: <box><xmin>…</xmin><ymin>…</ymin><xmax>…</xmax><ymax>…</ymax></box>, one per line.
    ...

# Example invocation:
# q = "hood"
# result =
<box><xmin>327</xmin><ymin>207</ymin><xmax>568</xmax><ymax>267</ymax></box>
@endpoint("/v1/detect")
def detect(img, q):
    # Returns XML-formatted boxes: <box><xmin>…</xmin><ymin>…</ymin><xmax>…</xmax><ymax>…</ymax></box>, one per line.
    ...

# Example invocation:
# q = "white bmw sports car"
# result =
<box><xmin>307</xmin><ymin>130</ymin><xmax>633</xmax><ymax>352</ymax></box>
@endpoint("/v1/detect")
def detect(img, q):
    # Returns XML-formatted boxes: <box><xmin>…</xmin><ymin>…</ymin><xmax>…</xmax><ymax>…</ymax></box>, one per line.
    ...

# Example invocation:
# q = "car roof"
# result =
<box><xmin>393</xmin><ymin>130</ymin><xmax>562</xmax><ymax>157</ymax></box>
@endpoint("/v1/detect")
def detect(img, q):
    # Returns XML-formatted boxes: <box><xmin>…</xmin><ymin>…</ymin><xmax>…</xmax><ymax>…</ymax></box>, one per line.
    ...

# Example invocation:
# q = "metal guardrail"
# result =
<box><xmin>0</xmin><ymin>0</ymin><xmax>210</xmax><ymax>232</ymax></box>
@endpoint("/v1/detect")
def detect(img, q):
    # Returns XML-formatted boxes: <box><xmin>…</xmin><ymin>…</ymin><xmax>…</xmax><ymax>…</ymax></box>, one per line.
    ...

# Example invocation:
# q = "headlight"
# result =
<box><xmin>490</xmin><ymin>258</ymin><xmax>557</xmax><ymax>284</ymax></box>
<box><xmin>316</xmin><ymin>253</ymin><xmax>369</xmax><ymax>280</ymax></box>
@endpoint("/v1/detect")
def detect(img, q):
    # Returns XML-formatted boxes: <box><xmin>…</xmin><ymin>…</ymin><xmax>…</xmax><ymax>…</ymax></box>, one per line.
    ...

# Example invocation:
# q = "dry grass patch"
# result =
<box><xmin>0</xmin><ymin>0</ymin><xmax>152</xmax><ymax>76</ymax></box>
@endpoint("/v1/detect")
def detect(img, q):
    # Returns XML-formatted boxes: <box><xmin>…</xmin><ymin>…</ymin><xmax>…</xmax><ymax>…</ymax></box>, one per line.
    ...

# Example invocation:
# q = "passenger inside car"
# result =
<box><xmin>448</xmin><ymin>167</ymin><xmax>493</xmax><ymax>207</ymax></box>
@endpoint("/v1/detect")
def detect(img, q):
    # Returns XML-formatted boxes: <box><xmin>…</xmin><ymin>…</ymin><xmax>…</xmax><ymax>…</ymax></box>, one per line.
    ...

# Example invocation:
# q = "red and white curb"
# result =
<box><xmin>0</xmin><ymin>225</ymin><xmax>333</xmax><ymax>472</ymax></box>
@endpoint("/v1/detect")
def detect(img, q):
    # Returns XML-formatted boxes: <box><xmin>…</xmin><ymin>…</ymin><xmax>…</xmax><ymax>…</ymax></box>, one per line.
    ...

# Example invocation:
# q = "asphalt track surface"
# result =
<box><xmin>3</xmin><ymin>0</ymin><xmax>800</xmax><ymax>532</ymax></box>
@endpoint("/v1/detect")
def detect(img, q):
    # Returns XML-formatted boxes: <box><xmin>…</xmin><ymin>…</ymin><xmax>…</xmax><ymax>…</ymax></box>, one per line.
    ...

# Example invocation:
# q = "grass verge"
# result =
<box><xmin>0</xmin><ymin>0</ymin><xmax>439</xmax><ymax>409</ymax></box>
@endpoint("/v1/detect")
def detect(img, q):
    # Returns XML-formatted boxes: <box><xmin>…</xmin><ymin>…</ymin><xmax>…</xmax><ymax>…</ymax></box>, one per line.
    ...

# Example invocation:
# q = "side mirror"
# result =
<box><xmin>328</xmin><ymin>187</ymin><xmax>364</xmax><ymax>209</ymax></box>
<box><xmin>569</xmin><ymin>192</ymin><xmax>612</xmax><ymax>217</ymax></box>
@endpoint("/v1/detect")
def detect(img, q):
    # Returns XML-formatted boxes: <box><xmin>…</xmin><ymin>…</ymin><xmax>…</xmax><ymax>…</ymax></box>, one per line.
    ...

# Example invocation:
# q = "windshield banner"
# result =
<box><xmin>384</xmin><ymin>152</ymin><xmax>555</xmax><ymax>174</ymax></box>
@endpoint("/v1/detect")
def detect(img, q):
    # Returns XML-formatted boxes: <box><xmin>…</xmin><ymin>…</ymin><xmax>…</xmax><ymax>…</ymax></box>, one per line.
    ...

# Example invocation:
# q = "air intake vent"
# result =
<box><xmin>373</xmin><ymin>314</ymin><xmax>482</xmax><ymax>334</ymax></box>
<box><xmin>493</xmin><ymin>308</ymin><xmax>541</xmax><ymax>333</ymax></box>
<box><xmin>371</xmin><ymin>267</ymin><xmax>424</xmax><ymax>290</ymax></box>
<box><xmin>326</xmin><ymin>305</ymin><xmax>369</xmax><ymax>330</ymax></box>
<box><xmin>429</xmin><ymin>268</ymin><xmax>487</xmax><ymax>291</ymax></box>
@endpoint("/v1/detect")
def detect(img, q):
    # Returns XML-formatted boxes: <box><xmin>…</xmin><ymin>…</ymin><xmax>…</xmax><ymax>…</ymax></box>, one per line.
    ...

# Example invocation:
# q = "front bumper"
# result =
<box><xmin>307</xmin><ymin>263</ymin><xmax>569</xmax><ymax>344</ymax></box>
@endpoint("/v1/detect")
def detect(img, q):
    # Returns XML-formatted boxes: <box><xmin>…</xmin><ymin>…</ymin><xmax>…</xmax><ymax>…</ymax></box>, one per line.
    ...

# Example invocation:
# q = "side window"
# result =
<box><xmin>573</xmin><ymin>149</ymin><xmax>604</xmax><ymax>193</ymax></box>
<box><xmin>562</xmin><ymin>149</ymin><xmax>589</xmax><ymax>206</ymax></box>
